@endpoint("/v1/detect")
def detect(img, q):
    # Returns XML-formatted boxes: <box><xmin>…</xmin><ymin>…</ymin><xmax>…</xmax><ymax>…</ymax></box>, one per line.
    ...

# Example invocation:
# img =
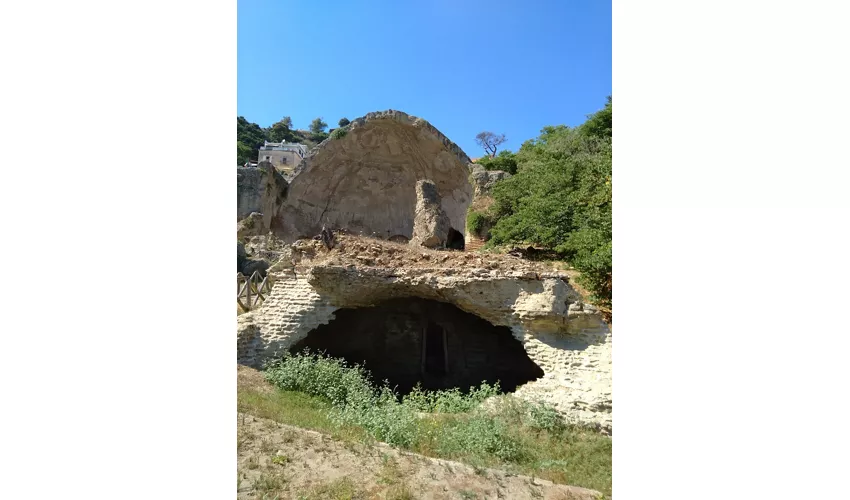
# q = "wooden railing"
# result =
<box><xmin>237</xmin><ymin>271</ymin><xmax>272</xmax><ymax>312</ymax></box>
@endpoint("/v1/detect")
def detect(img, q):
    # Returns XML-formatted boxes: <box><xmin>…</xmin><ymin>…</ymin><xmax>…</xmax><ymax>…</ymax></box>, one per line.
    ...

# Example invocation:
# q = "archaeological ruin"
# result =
<box><xmin>237</xmin><ymin>110</ymin><xmax>612</xmax><ymax>433</ymax></box>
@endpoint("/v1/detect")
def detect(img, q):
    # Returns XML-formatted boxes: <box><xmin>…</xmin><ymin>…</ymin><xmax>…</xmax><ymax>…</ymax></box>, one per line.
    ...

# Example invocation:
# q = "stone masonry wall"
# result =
<box><xmin>515</xmin><ymin>308</ymin><xmax>612</xmax><ymax>432</ymax></box>
<box><xmin>237</xmin><ymin>269</ymin><xmax>338</xmax><ymax>367</ymax></box>
<box><xmin>237</xmin><ymin>264</ymin><xmax>612</xmax><ymax>433</ymax></box>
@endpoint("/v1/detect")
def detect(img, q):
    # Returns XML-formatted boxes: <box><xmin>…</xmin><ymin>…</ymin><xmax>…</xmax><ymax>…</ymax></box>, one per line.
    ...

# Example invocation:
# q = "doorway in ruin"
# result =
<box><xmin>290</xmin><ymin>298</ymin><xmax>544</xmax><ymax>394</ymax></box>
<box><xmin>446</xmin><ymin>228</ymin><xmax>465</xmax><ymax>250</ymax></box>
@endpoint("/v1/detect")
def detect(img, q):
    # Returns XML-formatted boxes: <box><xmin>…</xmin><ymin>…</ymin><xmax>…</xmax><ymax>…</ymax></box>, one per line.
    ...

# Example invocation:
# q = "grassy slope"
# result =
<box><xmin>238</xmin><ymin>366</ymin><xmax>611</xmax><ymax>497</ymax></box>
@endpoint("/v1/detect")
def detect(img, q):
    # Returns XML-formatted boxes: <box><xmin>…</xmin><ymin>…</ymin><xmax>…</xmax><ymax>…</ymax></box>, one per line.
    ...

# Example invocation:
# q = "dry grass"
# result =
<box><xmin>299</xmin><ymin>477</ymin><xmax>366</xmax><ymax>500</ymax></box>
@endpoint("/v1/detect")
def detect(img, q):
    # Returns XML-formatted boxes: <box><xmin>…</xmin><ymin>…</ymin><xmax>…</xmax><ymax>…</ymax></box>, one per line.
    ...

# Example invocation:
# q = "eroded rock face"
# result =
<box><xmin>236</xmin><ymin>162</ymin><xmax>289</xmax><ymax>232</ymax></box>
<box><xmin>237</xmin><ymin>212</ymin><xmax>265</xmax><ymax>241</ymax></box>
<box><xmin>468</xmin><ymin>164</ymin><xmax>512</xmax><ymax>197</ymax></box>
<box><xmin>237</xmin><ymin>241</ymin><xmax>270</xmax><ymax>278</ymax></box>
<box><xmin>410</xmin><ymin>180</ymin><xmax>451</xmax><ymax>248</ymax></box>
<box><xmin>278</xmin><ymin>110</ymin><xmax>473</xmax><ymax>242</ymax></box>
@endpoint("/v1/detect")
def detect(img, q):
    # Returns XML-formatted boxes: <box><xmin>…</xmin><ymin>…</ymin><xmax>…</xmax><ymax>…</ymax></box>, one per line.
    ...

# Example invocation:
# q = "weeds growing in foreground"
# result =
<box><xmin>251</xmin><ymin>350</ymin><xmax>612</xmax><ymax>497</ymax></box>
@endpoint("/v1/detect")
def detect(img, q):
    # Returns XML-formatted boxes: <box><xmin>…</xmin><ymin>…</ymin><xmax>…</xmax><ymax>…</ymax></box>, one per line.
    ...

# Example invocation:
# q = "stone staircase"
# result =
<box><xmin>465</xmin><ymin>232</ymin><xmax>486</xmax><ymax>252</ymax></box>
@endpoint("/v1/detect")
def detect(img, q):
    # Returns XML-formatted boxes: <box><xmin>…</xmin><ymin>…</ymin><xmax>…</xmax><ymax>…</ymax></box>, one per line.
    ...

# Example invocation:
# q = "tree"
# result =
<box><xmin>269</xmin><ymin>117</ymin><xmax>296</xmax><ymax>143</ymax></box>
<box><xmin>475</xmin><ymin>131</ymin><xmax>507</xmax><ymax>158</ymax></box>
<box><xmin>237</xmin><ymin>116</ymin><xmax>268</xmax><ymax>164</ymax></box>
<box><xmin>338</xmin><ymin>117</ymin><xmax>350</xmax><ymax>127</ymax></box>
<box><xmin>578</xmin><ymin>96</ymin><xmax>612</xmax><ymax>139</ymax></box>
<box><xmin>237</xmin><ymin>141</ymin><xmax>252</xmax><ymax>165</ymax></box>
<box><xmin>310</xmin><ymin>117</ymin><xmax>328</xmax><ymax>134</ymax></box>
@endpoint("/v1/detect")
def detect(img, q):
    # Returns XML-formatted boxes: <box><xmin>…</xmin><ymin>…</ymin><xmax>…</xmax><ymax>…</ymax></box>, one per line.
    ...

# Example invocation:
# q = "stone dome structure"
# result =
<box><xmin>277</xmin><ymin>110</ymin><xmax>474</xmax><ymax>242</ymax></box>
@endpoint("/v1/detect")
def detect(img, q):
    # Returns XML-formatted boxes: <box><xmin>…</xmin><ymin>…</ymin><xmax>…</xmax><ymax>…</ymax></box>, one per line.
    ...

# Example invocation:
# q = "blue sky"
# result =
<box><xmin>238</xmin><ymin>0</ymin><xmax>611</xmax><ymax>158</ymax></box>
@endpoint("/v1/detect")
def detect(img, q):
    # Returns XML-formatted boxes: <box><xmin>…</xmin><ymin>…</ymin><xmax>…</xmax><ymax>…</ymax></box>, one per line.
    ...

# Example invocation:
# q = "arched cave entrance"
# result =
<box><xmin>290</xmin><ymin>298</ymin><xmax>544</xmax><ymax>395</ymax></box>
<box><xmin>446</xmin><ymin>228</ymin><xmax>465</xmax><ymax>250</ymax></box>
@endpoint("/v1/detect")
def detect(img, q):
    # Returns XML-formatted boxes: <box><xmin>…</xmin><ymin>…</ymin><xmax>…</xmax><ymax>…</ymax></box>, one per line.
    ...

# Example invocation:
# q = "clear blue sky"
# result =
<box><xmin>238</xmin><ymin>0</ymin><xmax>611</xmax><ymax>158</ymax></box>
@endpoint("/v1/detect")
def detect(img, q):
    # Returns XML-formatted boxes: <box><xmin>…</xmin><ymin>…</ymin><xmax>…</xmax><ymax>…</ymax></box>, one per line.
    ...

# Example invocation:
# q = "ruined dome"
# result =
<box><xmin>277</xmin><ymin>110</ymin><xmax>474</xmax><ymax>242</ymax></box>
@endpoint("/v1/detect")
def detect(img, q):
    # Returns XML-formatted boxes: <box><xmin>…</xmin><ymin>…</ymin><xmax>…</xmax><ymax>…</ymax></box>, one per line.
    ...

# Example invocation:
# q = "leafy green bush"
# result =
<box><xmin>265</xmin><ymin>351</ymin><xmax>515</xmax><ymax>449</ymax></box>
<box><xmin>466</xmin><ymin>211</ymin><xmax>489</xmax><ymax>237</ymax></box>
<box><xmin>311</xmin><ymin>132</ymin><xmax>329</xmax><ymax>143</ymax></box>
<box><xmin>476</xmin><ymin>150</ymin><xmax>518</xmax><ymax>175</ymax></box>
<box><xmin>334</xmin><ymin>385</ymin><xmax>421</xmax><ymax>447</ymax></box>
<box><xmin>330</xmin><ymin>127</ymin><xmax>348</xmax><ymax>140</ymax></box>
<box><xmin>263</xmin><ymin>350</ymin><xmax>374</xmax><ymax>408</ymax></box>
<box><xmin>402</xmin><ymin>382</ymin><xmax>502</xmax><ymax>414</ymax></box>
<box><xmin>524</xmin><ymin>400</ymin><xmax>567</xmax><ymax>434</ymax></box>
<box><xmin>438</xmin><ymin>412</ymin><xmax>527</xmax><ymax>462</ymax></box>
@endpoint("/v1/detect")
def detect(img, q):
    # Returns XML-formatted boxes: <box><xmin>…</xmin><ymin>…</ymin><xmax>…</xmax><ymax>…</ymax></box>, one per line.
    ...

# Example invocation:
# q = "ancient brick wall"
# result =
<box><xmin>237</xmin><ymin>264</ymin><xmax>612</xmax><ymax>433</ymax></box>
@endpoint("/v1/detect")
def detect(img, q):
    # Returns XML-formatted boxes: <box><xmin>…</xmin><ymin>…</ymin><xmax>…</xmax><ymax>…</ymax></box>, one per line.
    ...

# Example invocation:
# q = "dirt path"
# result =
<box><xmin>237</xmin><ymin>412</ymin><xmax>601</xmax><ymax>500</ymax></box>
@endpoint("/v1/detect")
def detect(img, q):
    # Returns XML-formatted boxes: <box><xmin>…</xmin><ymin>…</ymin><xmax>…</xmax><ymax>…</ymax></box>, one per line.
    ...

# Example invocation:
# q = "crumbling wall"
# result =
<box><xmin>236</xmin><ymin>240</ymin><xmax>612</xmax><ymax>432</ymax></box>
<box><xmin>237</xmin><ymin>270</ymin><xmax>338</xmax><ymax>367</ymax></box>
<box><xmin>468</xmin><ymin>163</ymin><xmax>511</xmax><ymax>198</ymax></box>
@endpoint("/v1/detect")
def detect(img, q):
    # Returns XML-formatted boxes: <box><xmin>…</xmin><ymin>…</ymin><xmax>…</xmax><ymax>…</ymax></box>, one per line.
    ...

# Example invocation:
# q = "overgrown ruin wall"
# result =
<box><xmin>277</xmin><ymin>110</ymin><xmax>474</xmax><ymax>242</ymax></box>
<box><xmin>237</xmin><ymin>259</ymin><xmax>612</xmax><ymax>433</ymax></box>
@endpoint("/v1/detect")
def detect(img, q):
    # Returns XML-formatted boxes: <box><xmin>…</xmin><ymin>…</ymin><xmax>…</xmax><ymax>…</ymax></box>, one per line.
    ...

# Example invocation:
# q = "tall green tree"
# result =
<box><xmin>310</xmin><ymin>117</ymin><xmax>328</xmax><ymax>134</ymax></box>
<box><xmin>338</xmin><ymin>117</ymin><xmax>350</xmax><ymax>127</ymax></box>
<box><xmin>268</xmin><ymin>117</ymin><xmax>296</xmax><ymax>143</ymax></box>
<box><xmin>237</xmin><ymin>141</ymin><xmax>252</xmax><ymax>165</ymax></box>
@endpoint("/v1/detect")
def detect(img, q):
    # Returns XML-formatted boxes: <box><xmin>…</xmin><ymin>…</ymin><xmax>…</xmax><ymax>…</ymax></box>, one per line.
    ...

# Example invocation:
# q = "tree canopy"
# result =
<box><xmin>310</xmin><ymin>117</ymin><xmax>328</xmax><ymax>134</ymax></box>
<box><xmin>338</xmin><ymin>117</ymin><xmax>350</xmax><ymax>127</ymax></box>
<box><xmin>237</xmin><ymin>116</ymin><xmax>268</xmax><ymax>165</ymax></box>
<box><xmin>475</xmin><ymin>131</ymin><xmax>507</xmax><ymax>158</ymax></box>
<box><xmin>268</xmin><ymin>117</ymin><xmax>297</xmax><ymax>143</ymax></box>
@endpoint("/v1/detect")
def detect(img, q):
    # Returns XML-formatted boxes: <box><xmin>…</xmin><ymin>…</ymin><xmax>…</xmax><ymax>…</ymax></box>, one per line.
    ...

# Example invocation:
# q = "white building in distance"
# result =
<box><xmin>257</xmin><ymin>141</ymin><xmax>308</xmax><ymax>173</ymax></box>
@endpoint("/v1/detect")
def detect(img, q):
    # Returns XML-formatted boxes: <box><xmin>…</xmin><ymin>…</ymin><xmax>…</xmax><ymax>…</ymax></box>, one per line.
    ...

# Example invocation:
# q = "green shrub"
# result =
<box><xmin>263</xmin><ymin>350</ymin><xmax>374</xmax><ymax>408</ymax></box>
<box><xmin>264</xmin><ymin>351</ymin><xmax>503</xmax><ymax>448</ymax></box>
<box><xmin>334</xmin><ymin>385</ymin><xmax>421</xmax><ymax>447</ymax></box>
<box><xmin>524</xmin><ymin>401</ymin><xmax>567</xmax><ymax>434</ymax></box>
<box><xmin>438</xmin><ymin>412</ymin><xmax>527</xmax><ymax>462</ymax></box>
<box><xmin>330</xmin><ymin>127</ymin><xmax>348</xmax><ymax>140</ymax></box>
<box><xmin>476</xmin><ymin>150</ymin><xmax>518</xmax><ymax>175</ymax></box>
<box><xmin>403</xmin><ymin>382</ymin><xmax>501</xmax><ymax>414</ymax></box>
<box><xmin>466</xmin><ymin>211</ymin><xmax>488</xmax><ymax>236</ymax></box>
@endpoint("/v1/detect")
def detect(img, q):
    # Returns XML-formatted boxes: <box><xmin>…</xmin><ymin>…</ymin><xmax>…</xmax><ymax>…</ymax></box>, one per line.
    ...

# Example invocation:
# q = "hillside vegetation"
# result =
<box><xmin>239</xmin><ymin>351</ymin><xmax>612</xmax><ymax>497</ymax></box>
<box><xmin>472</xmin><ymin>98</ymin><xmax>612</xmax><ymax>309</ymax></box>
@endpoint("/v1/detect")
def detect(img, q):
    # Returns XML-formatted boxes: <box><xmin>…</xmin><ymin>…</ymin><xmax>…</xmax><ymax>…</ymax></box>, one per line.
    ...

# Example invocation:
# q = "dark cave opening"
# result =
<box><xmin>446</xmin><ymin>228</ymin><xmax>465</xmax><ymax>250</ymax></box>
<box><xmin>290</xmin><ymin>298</ymin><xmax>544</xmax><ymax>395</ymax></box>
